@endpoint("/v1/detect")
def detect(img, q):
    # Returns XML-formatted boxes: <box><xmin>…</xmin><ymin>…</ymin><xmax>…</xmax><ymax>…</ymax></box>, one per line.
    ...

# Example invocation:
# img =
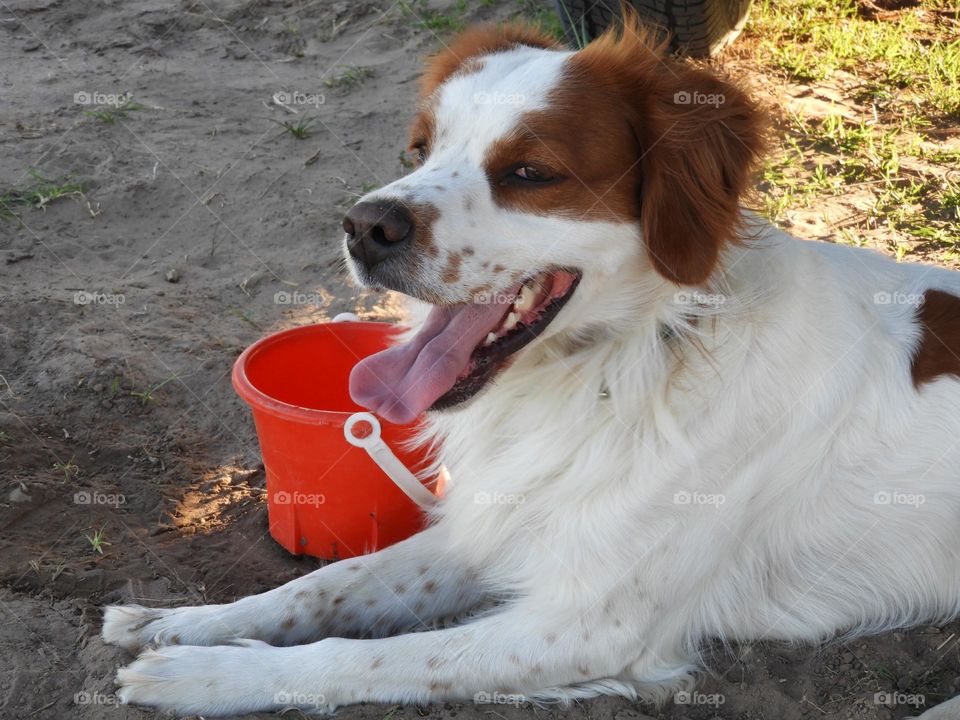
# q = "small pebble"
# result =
<box><xmin>8</xmin><ymin>486</ymin><xmax>31</xmax><ymax>503</ymax></box>
<box><xmin>165</xmin><ymin>268</ymin><xmax>180</xmax><ymax>283</ymax></box>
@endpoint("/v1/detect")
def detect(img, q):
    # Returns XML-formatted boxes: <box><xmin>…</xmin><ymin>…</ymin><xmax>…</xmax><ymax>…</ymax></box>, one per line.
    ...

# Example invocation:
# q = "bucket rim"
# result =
<box><xmin>231</xmin><ymin>321</ymin><xmax>405</xmax><ymax>425</ymax></box>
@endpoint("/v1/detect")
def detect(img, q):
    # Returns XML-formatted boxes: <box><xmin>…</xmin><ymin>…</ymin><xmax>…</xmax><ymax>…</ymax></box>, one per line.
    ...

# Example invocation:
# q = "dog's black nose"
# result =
<box><xmin>343</xmin><ymin>201</ymin><xmax>414</xmax><ymax>271</ymax></box>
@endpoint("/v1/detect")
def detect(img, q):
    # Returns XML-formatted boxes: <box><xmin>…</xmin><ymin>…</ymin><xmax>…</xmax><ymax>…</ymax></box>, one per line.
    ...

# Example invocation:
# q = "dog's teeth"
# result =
<box><xmin>503</xmin><ymin>312</ymin><xmax>518</xmax><ymax>331</ymax></box>
<box><xmin>484</xmin><ymin>332</ymin><xmax>497</xmax><ymax>347</ymax></box>
<box><xmin>514</xmin><ymin>285</ymin><xmax>536</xmax><ymax>312</ymax></box>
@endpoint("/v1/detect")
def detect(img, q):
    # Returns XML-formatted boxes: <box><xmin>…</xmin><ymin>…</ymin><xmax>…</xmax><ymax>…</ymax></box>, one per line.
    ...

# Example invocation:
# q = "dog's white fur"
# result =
<box><xmin>103</xmin><ymin>36</ymin><xmax>960</xmax><ymax>719</ymax></box>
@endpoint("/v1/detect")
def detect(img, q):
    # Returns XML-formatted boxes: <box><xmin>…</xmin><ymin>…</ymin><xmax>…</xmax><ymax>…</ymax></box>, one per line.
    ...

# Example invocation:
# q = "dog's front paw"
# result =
<box><xmin>102</xmin><ymin>603</ymin><xmax>241</xmax><ymax>652</ymax></box>
<box><xmin>102</xmin><ymin>605</ymin><xmax>167</xmax><ymax>653</ymax></box>
<box><xmin>116</xmin><ymin>642</ymin><xmax>306</xmax><ymax>716</ymax></box>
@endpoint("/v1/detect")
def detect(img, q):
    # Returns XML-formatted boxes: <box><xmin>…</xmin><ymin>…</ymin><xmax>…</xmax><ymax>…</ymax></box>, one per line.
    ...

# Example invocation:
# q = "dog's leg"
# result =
<box><xmin>102</xmin><ymin>525</ymin><xmax>484</xmax><ymax>651</ymax></box>
<box><xmin>115</xmin><ymin>601</ymin><xmax>656</xmax><ymax>716</ymax></box>
<box><xmin>912</xmin><ymin>696</ymin><xmax>960</xmax><ymax>719</ymax></box>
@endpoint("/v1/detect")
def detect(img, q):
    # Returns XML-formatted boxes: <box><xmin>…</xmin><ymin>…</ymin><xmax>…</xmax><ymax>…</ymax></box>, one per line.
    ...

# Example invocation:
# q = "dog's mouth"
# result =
<box><xmin>349</xmin><ymin>268</ymin><xmax>581</xmax><ymax>424</ymax></box>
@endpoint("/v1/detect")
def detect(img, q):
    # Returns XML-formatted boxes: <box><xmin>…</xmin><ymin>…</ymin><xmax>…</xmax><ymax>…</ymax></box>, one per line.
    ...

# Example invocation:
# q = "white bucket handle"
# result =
<box><xmin>344</xmin><ymin>412</ymin><xmax>438</xmax><ymax>510</ymax></box>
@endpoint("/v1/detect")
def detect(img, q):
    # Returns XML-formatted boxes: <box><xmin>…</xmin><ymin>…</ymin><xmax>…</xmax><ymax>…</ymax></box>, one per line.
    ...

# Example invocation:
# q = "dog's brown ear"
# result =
<box><xmin>576</xmin><ymin>17</ymin><xmax>766</xmax><ymax>285</ymax></box>
<box><xmin>419</xmin><ymin>24</ymin><xmax>561</xmax><ymax>99</ymax></box>
<box><xmin>637</xmin><ymin>65</ymin><xmax>765</xmax><ymax>285</ymax></box>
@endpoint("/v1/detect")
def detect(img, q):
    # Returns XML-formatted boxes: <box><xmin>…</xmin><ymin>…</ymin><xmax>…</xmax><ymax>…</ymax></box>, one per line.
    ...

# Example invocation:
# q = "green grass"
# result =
<box><xmin>84</xmin><ymin>100</ymin><xmax>145</xmax><ymax>124</ymax></box>
<box><xmin>0</xmin><ymin>170</ymin><xmax>84</xmax><ymax>220</ymax></box>
<box><xmin>53</xmin><ymin>457</ymin><xmax>80</xmax><ymax>481</ymax></box>
<box><xmin>270</xmin><ymin>116</ymin><xmax>318</xmax><ymax>140</ymax></box>
<box><xmin>323</xmin><ymin>65</ymin><xmax>374</xmax><ymax>89</ymax></box>
<box><xmin>130</xmin><ymin>373</ymin><xmax>178</xmax><ymax>405</ymax></box>
<box><xmin>748</xmin><ymin>0</ymin><xmax>960</xmax><ymax>119</ymax></box>
<box><xmin>521</xmin><ymin>0</ymin><xmax>568</xmax><ymax>43</ymax></box>
<box><xmin>746</xmin><ymin>0</ymin><xmax>960</xmax><ymax>258</ymax></box>
<box><xmin>86</xmin><ymin>527</ymin><xmax>110</xmax><ymax>555</ymax></box>
<box><xmin>399</xmin><ymin>0</ymin><xmax>468</xmax><ymax>34</ymax></box>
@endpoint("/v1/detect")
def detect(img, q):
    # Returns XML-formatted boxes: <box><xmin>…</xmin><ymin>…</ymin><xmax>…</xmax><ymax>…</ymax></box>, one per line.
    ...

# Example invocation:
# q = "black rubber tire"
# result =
<box><xmin>555</xmin><ymin>0</ymin><xmax>754</xmax><ymax>57</ymax></box>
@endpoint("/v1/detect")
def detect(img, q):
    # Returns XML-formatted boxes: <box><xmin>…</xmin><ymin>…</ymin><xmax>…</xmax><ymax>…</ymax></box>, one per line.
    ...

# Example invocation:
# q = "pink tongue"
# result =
<box><xmin>349</xmin><ymin>297</ymin><xmax>514</xmax><ymax>424</ymax></box>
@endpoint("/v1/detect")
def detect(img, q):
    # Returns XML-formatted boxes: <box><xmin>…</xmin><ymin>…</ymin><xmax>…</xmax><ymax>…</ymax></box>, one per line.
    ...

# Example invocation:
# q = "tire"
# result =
<box><xmin>555</xmin><ymin>0</ymin><xmax>754</xmax><ymax>57</ymax></box>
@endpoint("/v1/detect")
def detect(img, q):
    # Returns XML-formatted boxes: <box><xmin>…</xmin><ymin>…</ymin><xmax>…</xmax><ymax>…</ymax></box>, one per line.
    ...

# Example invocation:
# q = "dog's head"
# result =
<box><xmin>345</xmin><ymin>17</ymin><xmax>765</xmax><ymax>423</ymax></box>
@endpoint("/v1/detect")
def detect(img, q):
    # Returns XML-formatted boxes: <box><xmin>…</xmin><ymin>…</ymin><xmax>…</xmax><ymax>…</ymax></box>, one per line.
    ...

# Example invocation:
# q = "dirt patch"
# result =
<box><xmin>1</xmin><ymin>1</ymin><xmax>958</xmax><ymax>719</ymax></box>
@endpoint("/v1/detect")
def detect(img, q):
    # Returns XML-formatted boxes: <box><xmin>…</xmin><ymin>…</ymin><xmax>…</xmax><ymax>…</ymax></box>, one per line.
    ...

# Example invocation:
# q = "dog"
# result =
<box><xmin>102</xmin><ymin>17</ymin><xmax>960</xmax><ymax>718</ymax></box>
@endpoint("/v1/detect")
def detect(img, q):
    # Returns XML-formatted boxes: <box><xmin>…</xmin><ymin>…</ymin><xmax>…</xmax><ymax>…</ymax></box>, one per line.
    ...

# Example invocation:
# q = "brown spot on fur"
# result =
<box><xmin>441</xmin><ymin>254</ymin><xmax>461</xmax><ymax>281</ymax></box>
<box><xmin>332</xmin><ymin>596</ymin><xmax>345</xmax><ymax>605</ymax></box>
<box><xmin>394</xmin><ymin>583</ymin><xmax>407</xmax><ymax>595</ymax></box>
<box><xmin>348</xmin><ymin>564</ymin><xmax>362</xmax><ymax>571</ymax></box>
<box><xmin>281</xmin><ymin>618</ymin><xmax>295</xmax><ymax>631</ymax></box>
<box><xmin>371</xmin><ymin>656</ymin><xmax>383</xmax><ymax>669</ymax></box>
<box><xmin>433</xmin><ymin>185</ymin><xmax>445</xmax><ymax>191</ymax></box>
<box><xmin>509</xmin><ymin>654</ymin><xmax>522</xmax><ymax>666</ymax></box>
<box><xmin>418</xmin><ymin>566</ymin><xmax>429</xmax><ymax>576</ymax></box>
<box><xmin>912</xmin><ymin>289</ymin><xmax>960</xmax><ymax>386</ymax></box>
<box><xmin>482</xmin><ymin>13</ymin><xmax>765</xmax><ymax>286</ymax></box>
<box><xmin>545</xmin><ymin>633</ymin><xmax>557</xmax><ymax>644</ymax></box>
<box><xmin>429</xmin><ymin>681</ymin><xmax>453</xmax><ymax>693</ymax></box>
<box><xmin>492</xmin><ymin>264</ymin><xmax>505</xmax><ymax>274</ymax></box>
<box><xmin>468</xmin><ymin>283</ymin><xmax>492</xmax><ymax>299</ymax></box>
<box><xmin>577</xmin><ymin>665</ymin><xmax>591</xmax><ymax>677</ymax></box>
<box><xmin>365</xmin><ymin>597</ymin><xmax>377</xmax><ymax>607</ymax></box>
<box><xmin>170</xmin><ymin>634</ymin><xmax>181</xmax><ymax>644</ymax></box>
<box><xmin>452</xmin><ymin>171</ymin><xmax>459</xmax><ymax>177</ymax></box>
<box><xmin>397</xmin><ymin>201</ymin><xmax>440</xmax><ymax>259</ymax></box>
<box><xmin>414</xmin><ymin>601</ymin><xmax>426</xmax><ymax>614</ymax></box>
<box><xmin>464</xmin><ymin>197</ymin><xmax>473</xmax><ymax>212</ymax></box>
<box><xmin>427</xmin><ymin>655</ymin><xmax>442</xmax><ymax>670</ymax></box>
<box><xmin>463</xmin><ymin>246</ymin><xmax>474</xmax><ymax>255</ymax></box>
<box><xmin>295</xmin><ymin>590</ymin><xmax>308</xmax><ymax>600</ymax></box>
<box><xmin>423</xmin><ymin>580</ymin><xmax>437</xmax><ymax>594</ymax></box>
<box><xmin>418</xmin><ymin>24</ymin><xmax>560</xmax><ymax>99</ymax></box>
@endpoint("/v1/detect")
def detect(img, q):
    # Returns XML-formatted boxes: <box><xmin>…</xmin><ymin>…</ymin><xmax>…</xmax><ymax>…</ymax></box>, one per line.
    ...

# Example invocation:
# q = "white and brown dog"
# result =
<box><xmin>103</xmin><ymin>18</ymin><xmax>960</xmax><ymax>718</ymax></box>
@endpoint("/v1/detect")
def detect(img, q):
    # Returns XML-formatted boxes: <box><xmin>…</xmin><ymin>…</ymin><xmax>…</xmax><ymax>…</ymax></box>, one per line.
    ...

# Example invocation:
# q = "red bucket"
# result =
<box><xmin>232</xmin><ymin>321</ymin><xmax>441</xmax><ymax>560</ymax></box>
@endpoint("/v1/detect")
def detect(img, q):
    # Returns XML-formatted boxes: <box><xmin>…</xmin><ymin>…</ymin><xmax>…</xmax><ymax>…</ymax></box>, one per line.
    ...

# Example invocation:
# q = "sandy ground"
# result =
<box><xmin>1</xmin><ymin>1</ymin><xmax>959</xmax><ymax>719</ymax></box>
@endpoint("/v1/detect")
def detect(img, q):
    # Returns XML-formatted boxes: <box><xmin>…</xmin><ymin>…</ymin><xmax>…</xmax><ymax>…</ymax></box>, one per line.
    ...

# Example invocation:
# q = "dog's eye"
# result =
<box><xmin>411</xmin><ymin>144</ymin><xmax>428</xmax><ymax>166</ymax></box>
<box><xmin>513</xmin><ymin>165</ymin><xmax>554</xmax><ymax>183</ymax></box>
